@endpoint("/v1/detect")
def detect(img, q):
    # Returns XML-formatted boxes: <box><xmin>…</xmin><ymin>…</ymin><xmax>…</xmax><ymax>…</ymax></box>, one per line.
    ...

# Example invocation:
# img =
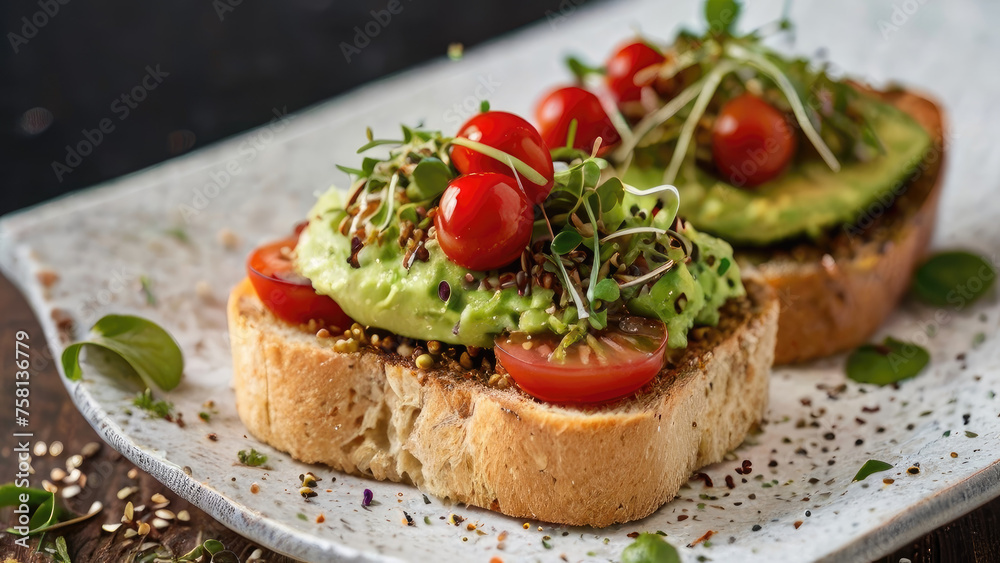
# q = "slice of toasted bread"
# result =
<box><xmin>227</xmin><ymin>277</ymin><xmax>778</xmax><ymax>527</ymax></box>
<box><xmin>741</xmin><ymin>87</ymin><xmax>945</xmax><ymax>364</ymax></box>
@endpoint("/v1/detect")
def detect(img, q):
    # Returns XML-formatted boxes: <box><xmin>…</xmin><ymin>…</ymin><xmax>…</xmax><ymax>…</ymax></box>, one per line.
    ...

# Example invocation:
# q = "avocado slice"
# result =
<box><xmin>623</xmin><ymin>96</ymin><xmax>932</xmax><ymax>246</ymax></box>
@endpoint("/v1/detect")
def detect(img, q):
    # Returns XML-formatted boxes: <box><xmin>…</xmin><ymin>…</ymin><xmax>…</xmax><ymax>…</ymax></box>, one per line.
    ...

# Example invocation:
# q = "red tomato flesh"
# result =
<box><xmin>434</xmin><ymin>173</ymin><xmax>534</xmax><ymax>271</ymax></box>
<box><xmin>450</xmin><ymin>111</ymin><xmax>555</xmax><ymax>204</ymax></box>
<box><xmin>711</xmin><ymin>93</ymin><xmax>797</xmax><ymax>187</ymax></box>
<box><xmin>247</xmin><ymin>237</ymin><xmax>353</xmax><ymax>329</ymax></box>
<box><xmin>535</xmin><ymin>86</ymin><xmax>621</xmax><ymax>156</ymax></box>
<box><xmin>495</xmin><ymin>316</ymin><xmax>668</xmax><ymax>404</ymax></box>
<box><xmin>605</xmin><ymin>41</ymin><xmax>665</xmax><ymax>106</ymax></box>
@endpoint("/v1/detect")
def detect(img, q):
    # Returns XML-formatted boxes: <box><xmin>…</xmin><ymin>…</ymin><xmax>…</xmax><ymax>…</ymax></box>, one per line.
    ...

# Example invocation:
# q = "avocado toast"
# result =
<box><xmin>228</xmin><ymin>112</ymin><xmax>778</xmax><ymax>526</ymax></box>
<box><xmin>532</xmin><ymin>1</ymin><xmax>945</xmax><ymax>363</ymax></box>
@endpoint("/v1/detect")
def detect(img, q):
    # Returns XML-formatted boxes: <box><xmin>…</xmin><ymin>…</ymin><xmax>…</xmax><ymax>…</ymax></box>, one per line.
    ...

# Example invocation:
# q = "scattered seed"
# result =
<box><xmin>177</xmin><ymin>510</ymin><xmax>190</xmax><ymax>522</ymax></box>
<box><xmin>50</xmin><ymin>468</ymin><xmax>67</xmax><ymax>482</ymax></box>
<box><xmin>122</xmin><ymin>502</ymin><xmax>135</xmax><ymax>523</ymax></box>
<box><xmin>80</xmin><ymin>441</ymin><xmax>99</xmax><ymax>458</ymax></box>
<box><xmin>117</xmin><ymin>486</ymin><xmax>138</xmax><ymax>500</ymax></box>
<box><xmin>65</xmin><ymin>468</ymin><xmax>82</xmax><ymax>484</ymax></box>
<box><xmin>66</xmin><ymin>454</ymin><xmax>83</xmax><ymax>470</ymax></box>
<box><xmin>61</xmin><ymin>485</ymin><xmax>81</xmax><ymax>499</ymax></box>
<box><xmin>133</xmin><ymin>505</ymin><xmax>145</xmax><ymax>513</ymax></box>
<box><xmin>102</xmin><ymin>523</ymin><xmax>122</xmax><ymax>533</ymax></box>
<box><xmin>155</xmin><ymin>509</ymin><xmax>175</xmax><ymax>520</ymax></box>
<box><xmin>152</xmin><ymin>518</ymin><xmax>170</xmax><ymax>530</ymax></box>
<box><xmin>299</xmin><ymin>486</ymin><xmax>317</xmax><ymax>498</ymax></box>
<box><xmin>248</xmin><ymin>549</ymin><xmax>264</xmax><ymax>561</ymax></box>
<box><xmin>42</xmin><ymin>480</ymin><xmax>58</xmax><ymax>493</ymax></box>
<box><xmin>316</xmin><ymin>513</ymin><xmax>326</xmax><ymax>523</ymax></box>
<box><xmin>150</xmin><ymin>493</ymin><xmax>168</xmax><ymax>505</ymax></box>
<box><xmin>33</xmin><ymin>441</ymin><xmax>47</xmax><ymax>456</ymax></box>
<box><xmin>124</xmin><ymin>528</ymin><xmax>138</xmax><ymax>538</ymax></box>
<box><xmin>137</xmin><ymin>521</ymin><xmax>151</xmax><ymax>536</ymax></box>
<box><xmin>128</xmin><ymin>468</ymin><xmax>139</xmax><ymax>479</ymax></box>
<box><xmin>49</xmin><ymin>441</ymin><xmax>65</xmax><ymax>457</ymax></box>
<box><xmin>250</xmin><ymin>483</ymin><xmax>260</xmax><ymax>494</ymax></box>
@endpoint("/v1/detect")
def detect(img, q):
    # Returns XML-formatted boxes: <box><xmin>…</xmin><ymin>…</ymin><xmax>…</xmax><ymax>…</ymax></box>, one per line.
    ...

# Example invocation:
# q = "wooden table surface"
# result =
<box><xmin>0</xmin><ymin>271</ymin><xmax>997</xmax><ymax>562</ymax></box>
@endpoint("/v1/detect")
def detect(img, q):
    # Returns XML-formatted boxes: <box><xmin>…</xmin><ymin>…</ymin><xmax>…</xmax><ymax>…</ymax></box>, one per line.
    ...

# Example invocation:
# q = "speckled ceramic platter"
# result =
<box><xmin>3</xmin><ymin>0</ymin><xmax>1000</xmax><ymax>561</ymax></box>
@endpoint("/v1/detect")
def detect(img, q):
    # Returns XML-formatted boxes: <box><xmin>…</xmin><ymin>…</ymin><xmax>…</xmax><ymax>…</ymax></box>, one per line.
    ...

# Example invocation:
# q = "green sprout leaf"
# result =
<box><xmin>704</xmin><ymin>0</ymin><xmax>742</xmax><ymax>35</ymax></box>
<box><xmin>62</xmin><ymin>315</ymin><xmax>184</xmax><ymax>392</ymax></box>
<box><xmin>565</xmin><ymin>55</ymin><xmax>604</xmax><ymax>81</ymax></box>
<box><xmin>480</xmin><ymin>99</ymin><xmax>490</xmax><ymax>113</ymax></box>
<box><xmin>593</xmin><ymin>278</ymin><xmax>621</xmax><ymax>302</ymax></box>
<box><xmin>203</xmin><ymin>540</ymin><xmax>225</xmax><ymax>555</ymax></box>
<box><xmin>407</xmin><ymin>157</ymin><xmax>453</xmax><ymax>201</ymax></box>
<box><xmin>133</xmin><ymin>388</ymin><xmax>174</xmax><ymax>419</ymax></box>
<box><xmin>853</xmin><ymin>459</ymin><xmax>893</xmax><ymax>482</ymax></box>
<box><xmin>846</xmin><ymin>337</ymin><xmax>930</xmax><ymax>386</ymax></box>
<box><xmin>551</xmin><ymin>230</ymin><xmax>584</xmax><ymax>255</ymax></box>
<box><xmin>621</xmin><ymin>532</ymin><xmax>681</xmax><ymax>563</ymax></box>
<box><xmin>54</xmin><ymin>536</ymin><xmax>71</xmax><ymax>563</ymax></box>
<box><xmin>911</xmin><ymin>251</ymin><xmax>996</xmax><ymax>309</ymax></box>
<box><xmin>335</xmin><ymin>164</ymin><xmax>367</xmax><ymax>177</ymax></box>
<box><xmin>717</xmin><ymin>257</ymin><xmax>731</xmax><ymax>275</ymax></box>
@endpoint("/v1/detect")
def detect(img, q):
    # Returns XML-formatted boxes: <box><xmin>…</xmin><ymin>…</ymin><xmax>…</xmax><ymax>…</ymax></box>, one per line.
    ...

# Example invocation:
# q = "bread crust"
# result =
<box><xmin>228</xmin><ymin>278</ymin><xmax>778</xmax><ymax>527</ymax></box>
<box><xmin>744</xmin><ymin>88</ymin><xmax>945</xmax><ymax>364</ymax></box>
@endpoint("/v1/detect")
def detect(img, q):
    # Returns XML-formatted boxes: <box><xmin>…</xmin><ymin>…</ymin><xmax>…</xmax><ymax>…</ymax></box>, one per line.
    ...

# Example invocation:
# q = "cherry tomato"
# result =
<box><xmin>605</xmin><ymin>41</ymin><xmax>665</xmax><ymax>106</ymax></box>
<box><xmin>495</xmin><ymin>316</ymin><xmax>668</xmax><ymax>404</ymax></box>
<box><xmin>450</xmin><ymin>111</ymin><xmax>555</xmax><ymax>204</ymax></box>
<box><xmin>247</xmin><ymin>237</ymin><xmax>353</xmax><ymax>329</ymax></box>
<box><xmin>711</xmin><ymin>93</ymin><xmax>797</xmax><ymax>187</ymax></box>
<box><xmin>434</xmin><ymin>173</ymin><xmax>534</xmax><ymax>271</ymax></box>
<box><xmin>535</xmin><ymin>86</ymin><xmax>621</xmax><ymax>156</ymax></box>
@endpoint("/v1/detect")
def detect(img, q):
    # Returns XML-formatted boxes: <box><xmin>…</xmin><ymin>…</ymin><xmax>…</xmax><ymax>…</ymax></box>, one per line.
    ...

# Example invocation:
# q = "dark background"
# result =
<box><xmin>0</xmin><ymin>0</ymin><xmax>599</xmax><ymax>216</ymax></box>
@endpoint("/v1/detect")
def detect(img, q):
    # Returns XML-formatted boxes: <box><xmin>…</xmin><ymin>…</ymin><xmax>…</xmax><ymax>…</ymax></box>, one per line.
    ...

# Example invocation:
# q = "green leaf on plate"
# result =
<box><xmin>593</xmin><ymin>278</ymin><xmax>621</xmax><ymax>303</ymax></box>
<box><xmin>61</xmin><ymin>314</ymin><xmax>184</xmax><ymax>391</ymax></box>
<box><xmin>846</xmin><ymin>337</ymin><xmax>930</xmax><ymax>386</ymax></box>
<box><xmin>911</xmin><ymin>251</ymin><xmax>995</xmax><ymax>309</ymax></box>
<box><xmin>551</xmin><ymin>230</ymin><xmax>584</xmax><ymax>255</ymax></box>
<box><xmin>621</xmin><ymin>532</ymin><xmax>681</xmax><ymax>563</ymax></box>
<box><xmin>853</xmin><ymin>459</ymin><xmax>893</xmax><ymax>482</ymax></box>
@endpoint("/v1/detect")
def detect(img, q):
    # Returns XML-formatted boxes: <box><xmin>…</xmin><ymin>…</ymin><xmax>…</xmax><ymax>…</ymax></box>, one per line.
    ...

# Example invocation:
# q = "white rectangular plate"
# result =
<box><xmin>3</xmin><ymin>0</ymin><xmax>1000</xmax><ymax>561</ymax></box>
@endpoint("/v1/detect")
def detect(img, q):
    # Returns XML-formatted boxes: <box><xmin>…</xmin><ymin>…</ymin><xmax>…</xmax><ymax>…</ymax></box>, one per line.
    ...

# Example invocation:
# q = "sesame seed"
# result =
<box><xmin>150</xmin><ymin>493</ymin><xmax>168</xmax><ymax>505</ymax></box>
<box><xmin>152</xmin><ymin>518</ymin><xmax>170</xmax><ymax>529</ymax></box>
<box><xmin>117</xmin><ymin>486</ymin><xmax>138</xmax><ymax>500</ymax></box>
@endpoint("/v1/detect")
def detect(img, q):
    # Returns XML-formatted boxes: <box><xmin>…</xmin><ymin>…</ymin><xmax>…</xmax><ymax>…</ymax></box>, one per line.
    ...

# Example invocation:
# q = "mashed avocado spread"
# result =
<box><xmin>296</xmin><ymin>154</ymin><xmax>743</xmax><ymax>349</ymax></box>
<box><xmin>623</xmin><ymin>98</ymin><xmax>931</xmax><ymax>246</ymax></box>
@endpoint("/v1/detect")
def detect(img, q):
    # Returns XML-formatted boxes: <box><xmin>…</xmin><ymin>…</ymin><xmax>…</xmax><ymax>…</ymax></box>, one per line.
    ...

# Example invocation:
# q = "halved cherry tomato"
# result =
<box><xmin>247</xmin><ymin>237</ymin><xmax>353</xmax><ymax>329</ymax></box>
<box><xmin>434</xmin><ymin>173</ymin><xmax>534</xmax><ymax>271</ymax></box>
<box><xmin>535</xmin><ymin>86</ymin><xmax>621</xmax><ymax>156</ymax></box>
<box><xmin>495</xmin><ymin>316</ymin><xmax>668</xmax><ymax>404</ymax></box>
<box><xmin>711</xmin><ymin>93</ymin><xmax>797</xmax><ymax>187</ymax></box>
<box><xmin>450</xmin><ymin>111</ymin><xmax>555</xmax><ymax>204</ymax></box>
<box><xmin>605</xmin><ymin>41</ymin><xmax>665</xmax><ymax>107</ymax></box>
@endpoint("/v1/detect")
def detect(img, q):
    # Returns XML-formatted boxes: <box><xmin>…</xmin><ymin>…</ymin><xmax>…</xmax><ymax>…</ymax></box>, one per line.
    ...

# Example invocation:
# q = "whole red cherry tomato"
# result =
<box><xmin>450</xmin><ymin>111</ymin><xmax>555</xmax><ymax>205</ymax></box>
<box><xmin>434</xmin><ymin>173</ymin><xmax>534</xmax><ymax>271</ymax></box>
<box><xmin>247</xmin><ymin>237</ymin><xmax>353</xmax><ymax>329</ymax></box>
<box><xmin>711</xmin><ymin>93</ymin><xmax>797</xmax><ymax>187</ymax></box>
<box><xmin>605</xmin><ymin>41</ymin><xmax>665</xmax><ymax>107</ymax></box>
<box><xmin>535</xmin><ymin>86</ymin><xmax>621</xmax><ymax>156</ymax></box>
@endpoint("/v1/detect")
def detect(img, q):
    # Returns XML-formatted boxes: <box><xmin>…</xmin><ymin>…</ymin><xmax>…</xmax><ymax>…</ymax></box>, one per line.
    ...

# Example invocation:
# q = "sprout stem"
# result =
<box><xmin>664</xmin><ymin>61</ymin><xmax>736</xmax><ymax>184</ymax></box>
<box><xmin>450</xmin><ymin>137</ymin><xmax>548</xmax><ymax>185</ymax></box>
